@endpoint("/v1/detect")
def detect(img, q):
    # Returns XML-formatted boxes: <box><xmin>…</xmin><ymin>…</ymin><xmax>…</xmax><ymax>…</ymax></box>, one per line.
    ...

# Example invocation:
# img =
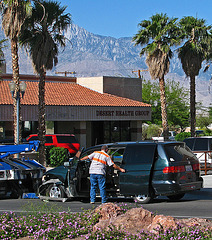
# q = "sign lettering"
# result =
<box><xmin>96</xmin><ymin>110</ymin><xmax>149</xmax><ymax>117</ymax></box>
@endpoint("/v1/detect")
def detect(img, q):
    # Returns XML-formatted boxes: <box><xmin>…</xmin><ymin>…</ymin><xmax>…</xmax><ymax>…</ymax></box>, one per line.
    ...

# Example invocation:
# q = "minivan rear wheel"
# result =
<box><xmin>167</xmin><ymin>193</ymin><xmax>185</xmax><ymax>201</ymax></box>
<box><xmin>134</xmin><ymin>194</ymin><xmax>153</xmax><ymax>204</ymax></box>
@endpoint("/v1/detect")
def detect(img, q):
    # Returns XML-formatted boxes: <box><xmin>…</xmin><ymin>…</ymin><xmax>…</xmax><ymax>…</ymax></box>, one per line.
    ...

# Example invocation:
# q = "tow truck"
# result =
<box><xmin>0</xmin><ymin>141</ymin><xmax>45</xmax><ymax>198</ymax></box>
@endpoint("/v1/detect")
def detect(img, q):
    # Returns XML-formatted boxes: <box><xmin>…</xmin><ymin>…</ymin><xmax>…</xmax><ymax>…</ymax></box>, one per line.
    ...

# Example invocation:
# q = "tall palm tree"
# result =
<box><xmin>178</xmin><ymin>16</ymin><xmax>212</xmax><ymax>137</ymax></box>
<box><xmin>0</xmin><ymin>39</ymin><xmax>7</xmax><ymax>71</ymax></box>
<box><xmin>0</xmin><ymin>0</ymin><xmax>31</xmax><ymax>144</ymax></box>
<box><xmin>20</xmin><ymin>0</ymin><xmax>71</xmax><ymax>166</ymax></box>
<box><xmin>133</xmin><ymin>13</ymin><xmax>181</xmax><ymax>140</ymax></box>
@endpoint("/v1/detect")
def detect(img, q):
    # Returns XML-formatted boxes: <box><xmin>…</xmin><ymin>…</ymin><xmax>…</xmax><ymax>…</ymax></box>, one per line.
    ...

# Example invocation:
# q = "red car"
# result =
<box><xmin>26</xmin><ymin>134</ymin><xmax>80</xmax><ymax>156</ymax></box>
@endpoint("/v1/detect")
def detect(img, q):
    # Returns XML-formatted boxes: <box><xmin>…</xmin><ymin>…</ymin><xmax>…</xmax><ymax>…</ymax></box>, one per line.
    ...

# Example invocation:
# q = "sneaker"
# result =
<box><xmin>90</xmin><ymin>202</ymin><xmax>95</xmax><ymax>204</ymax></box>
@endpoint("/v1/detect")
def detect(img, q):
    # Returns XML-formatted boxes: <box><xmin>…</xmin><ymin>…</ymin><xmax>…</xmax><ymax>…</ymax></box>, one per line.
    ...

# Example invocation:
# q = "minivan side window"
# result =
<box><xmin>124</xmin><ymin>144</ymin><xmax>156</xmax><ymax>164</ymax></box>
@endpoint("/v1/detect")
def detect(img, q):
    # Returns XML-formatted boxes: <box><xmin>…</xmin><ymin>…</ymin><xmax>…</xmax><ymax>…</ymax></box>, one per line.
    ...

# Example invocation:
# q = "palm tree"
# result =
<box><xmin>178</xmin><ymin>16</ymin><xmax>212</xmax><ymax>137</ymax></box>
<box><xmin>0</xmin><ymin>0</ymin><xmax>31</xmax><ymax>144</ymax></box>
<box><xmin>133</xmin><ymin>13</ymin><xmax>181</xmax><ymax>140</ymax></box>
<box><xmin>20</xmin><ymin>0</ymin><xmax>71</xmax><ymax>166</ymax></box>
<box><xmin>0</xmin><ymin>39</ymin><xmax>7</xmax><ymax>72</ymax></box>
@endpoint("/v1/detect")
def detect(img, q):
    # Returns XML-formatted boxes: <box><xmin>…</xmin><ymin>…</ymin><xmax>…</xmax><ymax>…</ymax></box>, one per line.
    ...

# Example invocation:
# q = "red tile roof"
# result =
<box><xmin>0</xmin><ymin>80</ymin><xmax>151</xmax><ymax>107</ymax></box>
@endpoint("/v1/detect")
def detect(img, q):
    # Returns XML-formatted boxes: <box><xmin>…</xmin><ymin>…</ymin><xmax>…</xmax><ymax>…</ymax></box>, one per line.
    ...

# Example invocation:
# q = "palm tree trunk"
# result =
<box><xmin>38</xmin><ymin>68</ymin><xmax>46</xmax><ymax>166</ymax></box>
<box><xmin>159</xmin><ymin>77</ymin><xmax>169</xmax><ymax>140</ymax></box>
<box><xmin>11</xmin><ymin>38</ymin><xmax>21</xmax><ymax>144</ymax></box>
<box><xmin>190</xmin><ymin>75</ymin><xmax>196</xmax><ymax>137</ymax></box>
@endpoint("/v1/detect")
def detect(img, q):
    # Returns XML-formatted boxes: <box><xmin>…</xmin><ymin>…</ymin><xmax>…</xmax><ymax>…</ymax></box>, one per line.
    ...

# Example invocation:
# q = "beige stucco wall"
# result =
<box><xmin>77</xmin><ymin>76</ymin><xmax>104</xmax><ymax>93</ymax></box>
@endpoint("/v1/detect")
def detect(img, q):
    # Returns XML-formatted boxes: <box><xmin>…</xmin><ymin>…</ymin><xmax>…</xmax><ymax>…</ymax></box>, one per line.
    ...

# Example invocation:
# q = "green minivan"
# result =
<box><xmin>38</xmin><ymin>141</ymin><xmax>203</xmax><ymax>203</ymax></box>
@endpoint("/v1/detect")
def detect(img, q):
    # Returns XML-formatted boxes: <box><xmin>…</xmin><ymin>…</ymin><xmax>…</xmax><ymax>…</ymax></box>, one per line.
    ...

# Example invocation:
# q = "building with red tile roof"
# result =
<box><xmin>0</xmin><ymin>74</ymin><xmax>151</xmax><ymax>147</ymax></box>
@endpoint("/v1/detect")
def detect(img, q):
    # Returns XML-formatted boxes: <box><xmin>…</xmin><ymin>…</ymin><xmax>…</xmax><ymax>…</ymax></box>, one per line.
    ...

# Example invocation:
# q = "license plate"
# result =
<box><xmin>185</xmin><ymin>165</ymin><xmax>192</xmax><ymax>171</ymax></box>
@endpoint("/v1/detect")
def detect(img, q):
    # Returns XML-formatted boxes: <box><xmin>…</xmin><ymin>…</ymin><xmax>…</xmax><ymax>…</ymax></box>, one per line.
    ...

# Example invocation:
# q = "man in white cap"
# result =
<box><xmin>80</xmin><ymin>145</ymin><xmax>125</xmax><ymax>204</ymax></box>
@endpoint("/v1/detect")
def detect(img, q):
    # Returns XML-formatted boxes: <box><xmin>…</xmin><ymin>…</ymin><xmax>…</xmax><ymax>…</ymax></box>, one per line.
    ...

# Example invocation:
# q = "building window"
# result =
<box><xmin>104</xmin><ymin>121</ymin><xmax>130</xmax><ymax>143</ymax></box>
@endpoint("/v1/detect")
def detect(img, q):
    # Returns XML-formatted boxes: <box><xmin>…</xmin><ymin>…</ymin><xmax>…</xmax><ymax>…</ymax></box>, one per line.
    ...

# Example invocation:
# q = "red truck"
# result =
<box><xmin>26</xmin><ymin>134</ymin><xmax>80</xmax><ymax>156</ymax></box>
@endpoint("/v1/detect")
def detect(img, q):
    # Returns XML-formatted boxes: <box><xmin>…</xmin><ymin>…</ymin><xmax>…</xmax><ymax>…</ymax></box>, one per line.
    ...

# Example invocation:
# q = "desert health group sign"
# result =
<box><xmin>96</xmin><ymin>110</ymin><xmax>150</xmax><ymax>117</ymax></box>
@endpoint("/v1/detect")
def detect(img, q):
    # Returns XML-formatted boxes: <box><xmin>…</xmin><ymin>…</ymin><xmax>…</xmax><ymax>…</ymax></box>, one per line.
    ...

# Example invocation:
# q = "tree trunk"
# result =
<box><xmin>159</xmin><ymin>77</ymin><xmax>169</xmax><ymax>140</ymax></box>
<box><xmin>190</xmin><ymin>75</ymin><xmax>196</xmax><ymax>137</ymax></box>
<box><xmin>11</xmin><ymin>38</ymin><xmax>21</xmax><ymax>144</ymax></box>
<box><xmin>38</xmin><ymin>68</ymin><xmax>46</xmax><ymax>167</ymax></box>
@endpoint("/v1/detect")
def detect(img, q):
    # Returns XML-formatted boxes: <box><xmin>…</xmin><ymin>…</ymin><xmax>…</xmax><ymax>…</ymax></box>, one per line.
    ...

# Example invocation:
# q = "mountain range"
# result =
<box><xmin>1</xmin><ymin>23</ymin><xmax>211</xmax><ymax>107</ymax></box>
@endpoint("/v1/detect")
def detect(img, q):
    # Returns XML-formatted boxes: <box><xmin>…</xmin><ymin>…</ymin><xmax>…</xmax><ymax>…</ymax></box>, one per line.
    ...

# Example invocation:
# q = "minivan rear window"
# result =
<box><xmin>164</xmin><ymin>144</ymin><xmax>196</xmax><ymax>162</ymax></box>
<box><xmin>57</xmin><ymin>136</ymin><xmax>78</xmax><ymax>143</ymax></box>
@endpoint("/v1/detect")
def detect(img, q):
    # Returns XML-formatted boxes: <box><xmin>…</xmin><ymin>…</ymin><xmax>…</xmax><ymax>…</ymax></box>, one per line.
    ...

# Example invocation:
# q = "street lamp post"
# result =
<box><xmin>9</xmin><ymin>81</ymin><xmax>27</xmax><ymax>144</ymax></box>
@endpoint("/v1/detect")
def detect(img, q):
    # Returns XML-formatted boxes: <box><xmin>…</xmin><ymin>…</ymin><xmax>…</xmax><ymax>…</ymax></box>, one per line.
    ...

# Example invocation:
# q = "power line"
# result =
<box><xmin>55</xmin><ymin>71</ymin><xmax>76</xmax><ymax>77</ymax></box>
<box><xmin>132</xmin><ymin>69</ymin><xmax>148</xmax><ymax>78</ymax></box>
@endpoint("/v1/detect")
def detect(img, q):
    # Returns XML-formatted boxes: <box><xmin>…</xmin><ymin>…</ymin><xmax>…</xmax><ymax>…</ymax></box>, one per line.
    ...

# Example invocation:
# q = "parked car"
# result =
<box><xmin>38</xmin><ymin>141</ymin><xmax>203</xmax><ymax>204</ymax></box>
<box><xmin>152</xmin><ymin>131</ymin><xmax>176</xmax><ymax>141</ymax></box>
<box><xmin>195</xmin><ymin>130</ymin><xmax>204</xmax><ymax>136</ymax></box>
<box><xmin>183</xmin><ymin>137</ymin><xmax>212</xmax><ymax>166</ymax></box>
<box><xmin>26</xmin><ymin>134</ymin><xmax>80</xmax><ymax>156</ymax></box>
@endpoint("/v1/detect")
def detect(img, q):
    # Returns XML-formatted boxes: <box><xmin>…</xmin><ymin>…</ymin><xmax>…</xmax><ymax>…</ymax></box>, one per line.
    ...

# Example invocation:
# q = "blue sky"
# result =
<box><xmin>60</xmin><ymin>0</ymin><xmax>212</xmax><ymax>38</ymax></box>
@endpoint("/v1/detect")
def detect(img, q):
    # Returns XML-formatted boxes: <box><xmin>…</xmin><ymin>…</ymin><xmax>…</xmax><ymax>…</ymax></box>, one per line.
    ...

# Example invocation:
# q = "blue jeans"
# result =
<box><xmin>90</xmin><ymin>174</ymin><xmax>107</xmax><ymax>203</ymax></box>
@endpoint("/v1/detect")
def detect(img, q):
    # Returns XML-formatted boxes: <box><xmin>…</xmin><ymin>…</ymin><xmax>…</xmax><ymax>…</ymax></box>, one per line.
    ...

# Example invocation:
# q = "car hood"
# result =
<box><xmin>45</xmin><ymin>166</ymin><xmax>68</xmax><ymax>182</ymax></box>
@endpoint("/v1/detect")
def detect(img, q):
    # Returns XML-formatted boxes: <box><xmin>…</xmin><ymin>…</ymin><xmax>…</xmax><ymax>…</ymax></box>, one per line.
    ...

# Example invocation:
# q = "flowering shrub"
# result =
<box><xmin>0</xmin><ymin>202</ymin><xmax>211</xmax><ymax>239</ymax></box>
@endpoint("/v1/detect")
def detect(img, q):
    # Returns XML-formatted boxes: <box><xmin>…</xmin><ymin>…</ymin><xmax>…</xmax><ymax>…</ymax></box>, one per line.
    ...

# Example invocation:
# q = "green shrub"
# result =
<box><xmin>49</xmin><ymin>147</ymin><xmax>69</xmax><ymax>167</ymax></box>
<box><xmin>203</xmin><ymin>128</ymin><xmax>212</xmax><ymax>136</ymax></box>
<box><xmin>175</xmin><ymin>132</ymin><xmax>191</xmax><ymax>141</ymax></box>
<box><xmin>45</xmin><ymin>146</ymin><xmax>54</xmax><ymax>165</ymax></box>
<box><xmin>145</xmin><ymin>124</ymin><xmax>161</xmax><ymax>140</ymax></box>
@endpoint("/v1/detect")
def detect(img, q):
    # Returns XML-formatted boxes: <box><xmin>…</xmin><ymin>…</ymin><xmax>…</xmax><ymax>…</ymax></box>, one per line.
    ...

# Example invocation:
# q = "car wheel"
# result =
<box><xmin>134</xmin><ymin>194</ymin><xmax>153</xmax><ymax>204</ymax></box>
<box><xmin>47</xmin><ymin>184</ymin><xmax>65</xmax><ymax>198</ymax></box>
<box><xmin>167</xmin><ymin>193</ymin><xmax>185</xmax><ymax>201</ymax></box>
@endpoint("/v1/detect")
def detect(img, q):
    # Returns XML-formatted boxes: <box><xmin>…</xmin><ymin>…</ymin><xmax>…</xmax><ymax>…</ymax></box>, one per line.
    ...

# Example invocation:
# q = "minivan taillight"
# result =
<box><xmin>163</xmin><ymin>166</ymin><xmax>185</xmax><ymax>173</ymax></box>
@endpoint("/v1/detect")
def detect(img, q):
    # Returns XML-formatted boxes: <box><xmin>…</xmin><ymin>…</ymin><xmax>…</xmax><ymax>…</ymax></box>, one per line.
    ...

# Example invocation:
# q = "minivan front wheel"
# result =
<box><xmin>134</xmin><ymin>194</ymin><xmax>153</xmax><ymax>204</ymax></box>
<box><xmin>47</xmin><ymin>184</ymin><xmax>65</xmax><ymax>199</ymax></box>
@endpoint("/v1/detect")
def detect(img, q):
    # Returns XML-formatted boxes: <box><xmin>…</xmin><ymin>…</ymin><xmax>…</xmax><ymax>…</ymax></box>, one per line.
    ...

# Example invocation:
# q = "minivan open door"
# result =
<box><xmin>119</xmin><ymin>143</ymin><xmax>157</xmax><ymax>195</ymax></box>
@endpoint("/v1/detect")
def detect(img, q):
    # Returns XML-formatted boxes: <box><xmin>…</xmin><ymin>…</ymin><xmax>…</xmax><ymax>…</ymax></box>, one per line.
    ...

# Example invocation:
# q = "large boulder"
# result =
<box><xmin>93</xmin><ymin>202</ymin><xmax>212</xmax><ymax>234</ymax></box>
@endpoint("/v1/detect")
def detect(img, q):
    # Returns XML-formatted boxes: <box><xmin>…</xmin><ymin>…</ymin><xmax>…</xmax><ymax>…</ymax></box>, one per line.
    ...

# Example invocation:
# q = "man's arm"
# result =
<box><xmin>80</xmin><ymin>155</ymin><xmax>89</xmax><ymax>161</ymax></box>
<box><xmin>113</xmin><ymin>164</ymin><xmax>126</xmax><ymax>173</ymax></box>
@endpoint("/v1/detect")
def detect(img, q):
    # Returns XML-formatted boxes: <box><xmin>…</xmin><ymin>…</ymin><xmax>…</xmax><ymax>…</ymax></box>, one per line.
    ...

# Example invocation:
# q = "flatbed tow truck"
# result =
<box><xmin>0</xmin><ymin>141</ymin><xmax>45</xmax><ymax>198</ymax></box>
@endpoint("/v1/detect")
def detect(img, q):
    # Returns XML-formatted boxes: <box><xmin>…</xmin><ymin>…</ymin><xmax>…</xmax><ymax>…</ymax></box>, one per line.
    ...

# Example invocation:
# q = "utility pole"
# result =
<box><xmin>55</xmin><ymin>71</ymin><xmax>76</xmax><ymax>77</ymax></box>
<box><xmin>132</xmin><ymin>69</ymin><xmax>148</xmax><ymax>78</ymax></box>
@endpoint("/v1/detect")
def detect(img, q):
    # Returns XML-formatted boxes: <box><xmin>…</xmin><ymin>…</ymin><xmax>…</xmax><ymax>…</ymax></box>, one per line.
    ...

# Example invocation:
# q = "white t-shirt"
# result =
<box><xmin>88</xmin><ymin>150</ymin><xmax>114</xmax><ymax>175</ymax></box>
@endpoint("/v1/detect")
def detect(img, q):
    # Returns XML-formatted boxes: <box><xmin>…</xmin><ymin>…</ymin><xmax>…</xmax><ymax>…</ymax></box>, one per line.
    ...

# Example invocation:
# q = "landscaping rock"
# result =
<box><xmin>93</xmin><ymin>202</ymin><xmax>212</xmax><ymax>234</ymax></box>
<box><xmin>94</xmin><ymin>202</ymin><xmax>123</xmax><ymax>220</ymax></box>
<box><xmin>148</xmin><ymin>214</ymin><xmax>178</xmax><ymax>233</ymax></box>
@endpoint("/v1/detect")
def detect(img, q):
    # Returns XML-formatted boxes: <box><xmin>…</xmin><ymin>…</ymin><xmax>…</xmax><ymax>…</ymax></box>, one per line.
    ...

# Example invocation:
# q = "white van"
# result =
<box><xmin>183</xmin><ymin>137</ymin><xmax>212</xmax><ymax>165</ymax></box>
